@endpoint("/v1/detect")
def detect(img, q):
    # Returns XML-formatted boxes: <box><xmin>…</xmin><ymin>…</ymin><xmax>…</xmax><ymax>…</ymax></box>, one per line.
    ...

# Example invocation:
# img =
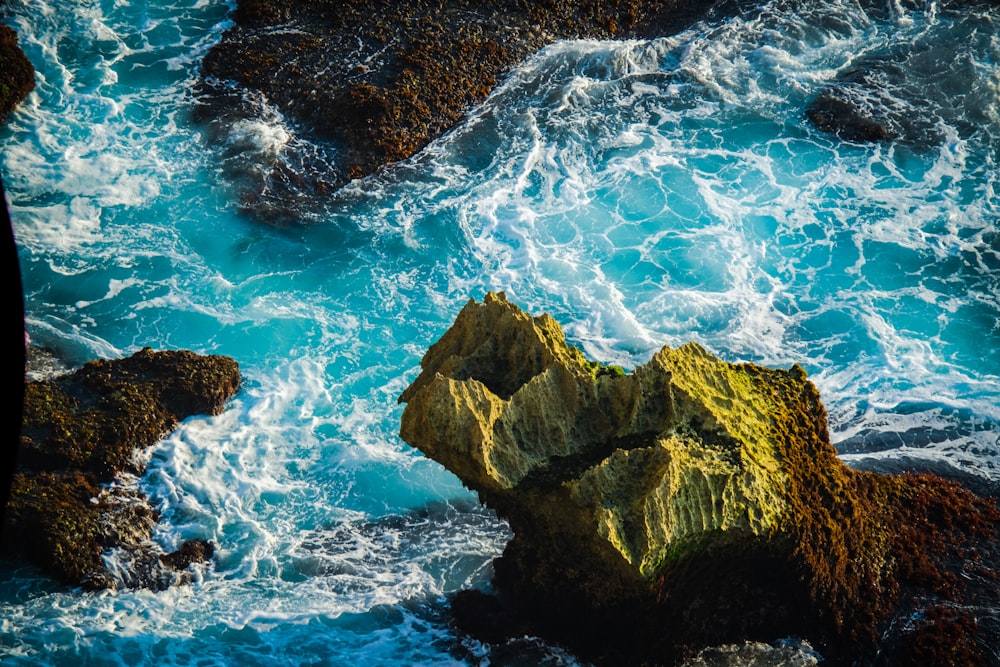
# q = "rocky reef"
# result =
<box><xmin>805</xmin><ymin>0</ymin><xmax>997</xmax><ymax>146</ymax></box>
<box><xmin>805</xmin><ymin>57</ymin><xmax>945</xmax><ymax>145</ymax></box>
<box><xmin>399</xmin><ymin>293</ymin><xmax>1000</xmax><ymax>665</ymax></box>
<box><xmin>197</xmin><ymin>0</ymin><xmax>724</xmax><ymax>213</ymax></box>
<box><xmin>3</xmin><ymin>348</ymin><xmax>240</xmax><ymax>590</ymax></box>
<box><xmin>0</xmin><ymin>3</ymin><xmax>34</xmax><ymax>121</ymax></box>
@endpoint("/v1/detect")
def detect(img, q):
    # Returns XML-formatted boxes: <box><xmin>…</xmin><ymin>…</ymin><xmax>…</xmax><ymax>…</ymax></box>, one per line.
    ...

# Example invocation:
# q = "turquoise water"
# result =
<box><xmin>1</xmin><ymin>0</ymin><xmax>998</xmax><ymax>664</ymax></box>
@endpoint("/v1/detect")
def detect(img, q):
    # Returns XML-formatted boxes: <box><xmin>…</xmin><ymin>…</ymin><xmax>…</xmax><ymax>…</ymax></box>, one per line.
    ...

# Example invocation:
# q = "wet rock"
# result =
<box><xmin>806</xmin><ymin>89</ymin><xmax>898</xmax><ymax>142</ymax></box>
<box><xmin>0</xmin><ymin>17</ymin><xmax>34</xmax><ymax>121</ymax></box>
<box><xmin>17</xmin><ymin>347</ymin><xmax>240</xmax><ymax>477</ymax></box>
<box><xmin>400</xmin><ymin>293</ymin><xmax>1000</xmax><ymax>665</ymax></box>
<box><xmin>872</xmin><ymin>604</ymin><xmax>996</xmax><ymax>667</ymax></box>
<box><xmin>3</xmin><ymin>348</ymin><xmax>240</xmax><ymax>589</ymax></box>
<box><xmin>160</xmin><ymin>538</ymin><xmax>215</xmax><ymax>571</ymax></box>
<box><xmin>197</xmin><ymin>0</ymin><xmax>732</xmax><ymax>211</ymax></box>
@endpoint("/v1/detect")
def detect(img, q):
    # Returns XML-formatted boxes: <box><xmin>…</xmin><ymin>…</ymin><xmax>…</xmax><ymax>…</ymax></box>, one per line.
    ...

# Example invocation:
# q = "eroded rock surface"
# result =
<box><xmin>3</xmin><ymin>348</ymin><xmax>240</xmax><ymax>590</ymax></box>
<box><xmin>399</xmin><ymin>293</ymin><xmax>1000</xmax><ymax>665</ymax></box>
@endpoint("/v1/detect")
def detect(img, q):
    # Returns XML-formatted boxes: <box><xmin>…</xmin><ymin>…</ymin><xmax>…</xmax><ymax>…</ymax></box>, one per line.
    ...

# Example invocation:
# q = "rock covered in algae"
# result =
<box><xmin>0</xmin><ymin>12</ymin><xmax>34</xmax><ymax>122</ymax></box>
<box><xmin>3</xmin><ymin>348</ymin><xmax>240</xmax><ymax>590</ymax></box>
<box><xmin>399</xmin><ymin>293</ymin><xmax>1000</xmax><ymax>666</ymax></box>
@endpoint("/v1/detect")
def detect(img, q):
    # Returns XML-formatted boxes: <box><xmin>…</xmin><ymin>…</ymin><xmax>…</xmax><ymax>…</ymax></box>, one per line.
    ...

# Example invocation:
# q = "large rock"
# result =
<box><xmin>196</xmin><ymin>0</ymin><xmax>725</xmax><ymax>215</ymax></box>
<box><xmin>0</xmin><ymin>19</ymin><xmax>34</xmax><ymax>121</ymax></box>
<box><xmin>3</xmin><ymin>348</ymin><xmax>240</xmax><ymax>590</ymax></box>
<box><xmin>399</xmin><ymin>293</ymin><xmax>1000</xmax><ymax>665</ymax></box>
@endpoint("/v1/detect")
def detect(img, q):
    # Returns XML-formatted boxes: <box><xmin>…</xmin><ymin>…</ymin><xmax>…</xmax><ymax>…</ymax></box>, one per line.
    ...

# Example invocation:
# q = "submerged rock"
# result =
<box><xmin>3</xmin><ymin>348</ymin><xmax>240</xmax><ymax>590</ymax></box>
<box><xmin>804</xmin><ymin>2</ymin><xmax>997</xmax><ymax>148</ymax></box>
<box><xmin>399</xmin><ymin>293</ymin><xmax>1000</xmax><ymax>665</ymax></box>
<box><xmin>806</xmin><ymin>89</ymin><xmax>897</xmax><ymax>142</ymax></box>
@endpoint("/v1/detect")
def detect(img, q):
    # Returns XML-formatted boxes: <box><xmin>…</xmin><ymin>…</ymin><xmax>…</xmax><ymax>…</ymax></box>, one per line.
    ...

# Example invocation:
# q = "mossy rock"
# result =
<box><xmin>18</xmin><ymin>348</ymin><xmax>240</xmax><ymax>478</ymax></box>
<box><xmin>4</xmin><ymin>471</ymin><xmax>104</xmax><ymax>583</ymax></box>
<box><xmin>3</xmin><ymin>348</ymin><xmax>240</xmax><ymax>588</ymax></box>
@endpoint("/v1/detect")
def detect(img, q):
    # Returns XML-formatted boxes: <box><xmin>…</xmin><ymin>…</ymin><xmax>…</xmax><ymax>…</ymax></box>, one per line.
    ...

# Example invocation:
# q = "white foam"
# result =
<box><xmin>4</xmin><ymin>0</ymin><xmax>1000</xmax><ymax>663</ymax></box>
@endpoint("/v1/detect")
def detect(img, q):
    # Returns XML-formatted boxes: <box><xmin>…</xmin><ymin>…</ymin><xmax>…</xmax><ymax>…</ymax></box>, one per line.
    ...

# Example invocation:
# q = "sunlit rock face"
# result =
<box><xmin>400</xmin><ymin>292</ymin><xmax>840</xmax><ymax>585</ymax></box>
<box><xmin>400</xmin><ymin>293</ymin><xmax>1000</xmax><ymax>666</ymax></box>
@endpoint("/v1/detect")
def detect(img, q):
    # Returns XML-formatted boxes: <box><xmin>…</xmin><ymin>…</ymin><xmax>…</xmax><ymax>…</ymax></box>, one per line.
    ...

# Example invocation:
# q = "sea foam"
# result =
<box><xmin>2</xmin><ymin>0</ymin><xmax>999</xmax><ymax>664</ymax></box>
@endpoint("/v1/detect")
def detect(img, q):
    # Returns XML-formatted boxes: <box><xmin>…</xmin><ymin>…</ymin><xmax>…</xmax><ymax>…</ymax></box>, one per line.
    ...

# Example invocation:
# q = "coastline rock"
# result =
<box><xmin>399</xmin><ymin>293</ymin><xmax>1000</xmax><ymax>665</ymax></box>
<box><xmin>805</xmin><ymin>60</ymin><xmax>942</xmax><ymax>145</ymax></box>
<box><xmin>3</xmin><ymin>347</ymin><xmax>240</xmax><ymax>590</ymax></box>
<box><xmin>196</xmin><ymin>0</ymin><xmax>728</xmax><ymax>212</ymax></box>
<box><xmin>0</xmin><ymin>8</ymin><xmax>35</xmax><ymax>121</ymax></box>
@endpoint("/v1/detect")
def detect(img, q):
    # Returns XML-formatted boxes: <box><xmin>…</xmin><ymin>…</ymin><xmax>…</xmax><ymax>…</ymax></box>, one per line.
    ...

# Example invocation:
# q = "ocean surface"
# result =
<box><xmin>1</xmin><ymin>0</ymin><xmax>998</xmax><ymax>664</ymax></box>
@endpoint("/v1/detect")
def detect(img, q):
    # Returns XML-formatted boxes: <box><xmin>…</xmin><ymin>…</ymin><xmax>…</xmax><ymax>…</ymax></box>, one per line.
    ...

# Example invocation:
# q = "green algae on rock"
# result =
<box><xmin>3</xmin><ymin>348</ymin><xmax>240</xmax><ymax>590</ymax></box>
<box><xmin>399</xmin><ymin>293</ymin><xmax>1000</xmax><ymax>665</ymax></box>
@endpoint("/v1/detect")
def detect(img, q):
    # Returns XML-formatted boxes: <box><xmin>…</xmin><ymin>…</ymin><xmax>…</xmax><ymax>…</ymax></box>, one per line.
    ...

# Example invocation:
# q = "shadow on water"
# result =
<box><xmin>837</xmin><ymin>403</ymin><xmax>999</xmax><ymax>451</ymax></box>
<box><xmin>806</xmin><ymin>0</ymin><xmax>999</xmax><ymax>147</ymax></box>
<box><xmin>287</xmin><ymin>497</ymin><xmax>510</xmax><ymax>590</ymax></box>
<box><xmin>837</xmin><ymin>401</ymin><xmax>1000</xmax><ymax>497</ymax></box>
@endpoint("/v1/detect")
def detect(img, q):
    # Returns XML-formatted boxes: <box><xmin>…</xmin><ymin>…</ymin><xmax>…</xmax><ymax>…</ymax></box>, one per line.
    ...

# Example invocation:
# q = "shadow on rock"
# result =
<box><xmin>400</xmin><ymin>292</ymin><xmax>1000</xmax><ymax>666</ymax></box>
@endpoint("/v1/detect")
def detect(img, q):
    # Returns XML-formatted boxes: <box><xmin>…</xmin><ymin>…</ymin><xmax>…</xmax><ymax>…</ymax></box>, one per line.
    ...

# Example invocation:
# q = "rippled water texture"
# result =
<box><xmin>1</xmin><ymin>0</ymin><xmax>998</xmax><ymax>664</ymax></box>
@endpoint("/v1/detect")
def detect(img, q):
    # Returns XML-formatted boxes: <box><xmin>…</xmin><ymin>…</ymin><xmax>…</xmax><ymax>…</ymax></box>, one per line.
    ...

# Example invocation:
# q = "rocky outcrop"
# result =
<box><xmin>0</xmin><ymin>7</ymin><xmax>34</xmax><ymax>121</ymax></box>
<box><xmin>197</xmin><ymin>0</ymin><xmax>727</xmax><ymax>214</ymax></box>
<box><xmin>805</xmin><ymin>1</ymin><xmax>996</xmax><ymax>146</ymax></box>
<box><xmin>3</xmin><ymin>348</ymin><xmax>240</xmax><ymax>590</ymax></box>
<box><xmin>399</xmin><ymin>293</ymin><xmax>1000</xmax><ymax>665</ymax></box>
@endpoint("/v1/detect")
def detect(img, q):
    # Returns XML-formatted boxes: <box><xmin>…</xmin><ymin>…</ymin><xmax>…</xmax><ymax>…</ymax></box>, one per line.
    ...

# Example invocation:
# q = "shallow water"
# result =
<box><xmin>1</xmin><ymin>0</ymin><xmax>998</xmax><ymax>664</ymax></box>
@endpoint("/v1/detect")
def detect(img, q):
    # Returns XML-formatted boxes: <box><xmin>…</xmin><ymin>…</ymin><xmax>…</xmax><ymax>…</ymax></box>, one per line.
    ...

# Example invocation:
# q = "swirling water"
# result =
<box><xmin>1</xmin><ymin>0</ymin><xmax>998</xmax><ymax>664</ymax></box>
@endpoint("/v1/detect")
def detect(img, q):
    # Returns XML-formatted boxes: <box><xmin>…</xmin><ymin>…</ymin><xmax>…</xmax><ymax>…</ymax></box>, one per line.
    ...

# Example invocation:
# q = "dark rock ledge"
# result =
<box><xmin>2</xmin><ymin>348</ymin><xmax>240</xmax><ymax>590</ymax></box>
<box><xmin>197</xmin><ymin>0</ymin><xmax>727</xmax><ymax>213</ymax></box>
<box><xmin>399</xmin><ymin>293</ymin><xmax>1000</xmax><ymax>666</ymax></box>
